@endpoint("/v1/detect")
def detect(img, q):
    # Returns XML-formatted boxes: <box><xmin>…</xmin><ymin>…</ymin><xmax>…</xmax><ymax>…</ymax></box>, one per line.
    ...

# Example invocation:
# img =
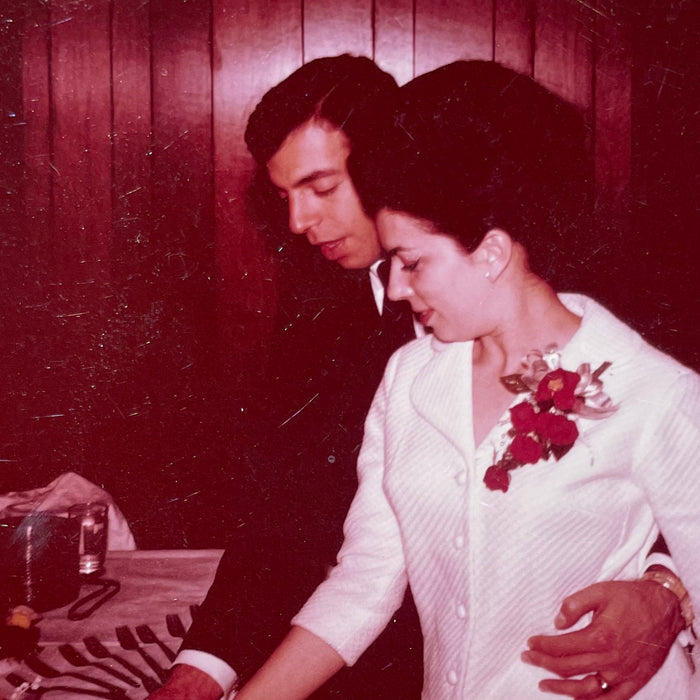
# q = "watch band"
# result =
<box><xmin>641</xmin><ymin>569</ymin><xmax>695</xmax><ymax>629</ymax></box>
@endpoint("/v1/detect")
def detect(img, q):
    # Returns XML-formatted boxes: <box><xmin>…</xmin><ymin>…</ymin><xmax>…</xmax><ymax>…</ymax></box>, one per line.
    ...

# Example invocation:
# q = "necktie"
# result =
<box><xmin>377</xmin><ymin>259</ymin><xmax>416</xmax><ymax>348</ymax></box>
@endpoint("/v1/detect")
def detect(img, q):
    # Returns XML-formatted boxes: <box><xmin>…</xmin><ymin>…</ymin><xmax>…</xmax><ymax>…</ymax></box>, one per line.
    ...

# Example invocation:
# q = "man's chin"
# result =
<box><xmin>335</xmin><ymin>257</ymin><xmax>365</xmax><ymax>270</ymax></box>
<box><xmin>322</xmin><ymin>252</ymin><xmax>364</xmax><ymax>270</ymax></box>
<box><xmin>333</xmin><ymin>251</ymin><xmax>381</xmax><ymax>271</ymax></box>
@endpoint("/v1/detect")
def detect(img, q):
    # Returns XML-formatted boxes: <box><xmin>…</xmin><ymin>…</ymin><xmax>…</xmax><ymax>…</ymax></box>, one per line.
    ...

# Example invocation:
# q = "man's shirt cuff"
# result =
<box><xmin>174</xmin><ymin>649</ymin><xmax>239</xmax><ymax>698</ymax></box>
<box><xmin>644</xmin><ymin>551</ymin><xmax>676</xmax><ymax>574</ymax></box>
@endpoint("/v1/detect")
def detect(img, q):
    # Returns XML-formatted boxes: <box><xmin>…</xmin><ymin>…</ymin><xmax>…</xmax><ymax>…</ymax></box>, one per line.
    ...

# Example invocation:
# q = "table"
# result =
<box><xmin>1</xmin><ymin>549</ymin><xmax>223</xmax><ymax>700</ymax></box>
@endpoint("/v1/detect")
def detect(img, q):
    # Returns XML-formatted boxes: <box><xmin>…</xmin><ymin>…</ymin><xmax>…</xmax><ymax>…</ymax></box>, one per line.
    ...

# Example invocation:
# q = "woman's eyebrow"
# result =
<box><xmin>387</xmin><ymin>246</ymin><xmax>407</xmax><ymax>257</ymax></box>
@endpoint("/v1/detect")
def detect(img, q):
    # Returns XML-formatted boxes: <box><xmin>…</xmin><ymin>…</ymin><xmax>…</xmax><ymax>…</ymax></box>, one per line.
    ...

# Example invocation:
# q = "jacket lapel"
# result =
<box><xmin>409</xmin><ymin>339</ymin><xmax>476</xmax><ymax>462</ymax></box>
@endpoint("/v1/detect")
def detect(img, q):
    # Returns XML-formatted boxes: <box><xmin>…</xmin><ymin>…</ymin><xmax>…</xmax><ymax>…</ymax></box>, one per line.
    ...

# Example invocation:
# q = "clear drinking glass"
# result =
<box><xmin>68</xmin><ymin>502</ymin><xmax>108</xmax><ymax>576</ymax></box>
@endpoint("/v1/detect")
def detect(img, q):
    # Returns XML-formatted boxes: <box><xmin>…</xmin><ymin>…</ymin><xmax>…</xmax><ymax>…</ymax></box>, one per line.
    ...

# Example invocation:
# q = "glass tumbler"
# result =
<box><xmin>68</xmin><ymin>502</ymin><xmax>108</xmax><ymax>576</ymax></box>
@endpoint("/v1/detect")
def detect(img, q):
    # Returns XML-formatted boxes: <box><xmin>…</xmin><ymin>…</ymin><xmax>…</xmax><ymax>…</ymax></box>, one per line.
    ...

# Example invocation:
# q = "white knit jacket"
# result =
<box><xmin>293</xmin><ymin>295</ymin><xmax>700</xmax><ymax>699</ymax></box>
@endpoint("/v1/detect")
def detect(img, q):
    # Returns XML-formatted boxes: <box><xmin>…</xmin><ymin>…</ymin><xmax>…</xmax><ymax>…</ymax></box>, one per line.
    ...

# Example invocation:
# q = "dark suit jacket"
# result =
<box><xmin>182</xmin><ymin>240</ymin><xmax>422</xmax><ymax>698</ymax></box>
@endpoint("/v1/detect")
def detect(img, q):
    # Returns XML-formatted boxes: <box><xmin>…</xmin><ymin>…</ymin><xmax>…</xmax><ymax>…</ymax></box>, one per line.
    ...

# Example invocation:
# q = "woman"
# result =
<box><xmin>235</xmin><ymin>62</ymin><xmax>700</xmax><ymax>699</ymax></box>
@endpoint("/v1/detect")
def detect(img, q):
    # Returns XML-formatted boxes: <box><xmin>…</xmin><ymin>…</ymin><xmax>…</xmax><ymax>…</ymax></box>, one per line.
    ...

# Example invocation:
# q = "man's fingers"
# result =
<box><xmin>555</xmin><ymin>583</ymin><xmax>610</xmax><ymax>629</ymax></box>
<box><xmin>529</xmin><ymin>580</ymin><xmax>680</xmax><ymax>698</ymax></box>
<box><xmin>539</xmin><ymin>675</ymin><xmax>637</xmax><ymax>700</ymax></box>
<box><xmin>527</xmin><ymin>625</ymin><xmax>619</xmax><ymax>656</ymax></box>
<box><xmin>523</xmin><ymin>649</ymin><xmax>618</xmax><ymax>679</ymax></box>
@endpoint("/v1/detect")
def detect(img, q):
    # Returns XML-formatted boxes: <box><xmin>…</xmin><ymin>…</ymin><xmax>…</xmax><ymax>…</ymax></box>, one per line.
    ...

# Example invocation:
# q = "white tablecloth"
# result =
<box><xmin>1</xmin><ymin>549</ymin><xmax>223</xmax><ymax>700</ymax></box>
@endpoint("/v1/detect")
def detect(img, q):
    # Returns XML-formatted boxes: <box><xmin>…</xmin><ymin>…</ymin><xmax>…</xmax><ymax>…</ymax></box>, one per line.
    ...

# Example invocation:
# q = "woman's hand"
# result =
<box><xmin>521</xmin><ymin>579</ymin><xmax>684</xmax><ymax>699</ymax></box>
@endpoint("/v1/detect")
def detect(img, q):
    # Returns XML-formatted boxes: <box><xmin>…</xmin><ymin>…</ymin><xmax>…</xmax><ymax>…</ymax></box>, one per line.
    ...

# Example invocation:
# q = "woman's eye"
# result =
<box><xmin>402</xmin><ymin>259</ymin><xmax>420</xmax><ymax>272</ymax></box>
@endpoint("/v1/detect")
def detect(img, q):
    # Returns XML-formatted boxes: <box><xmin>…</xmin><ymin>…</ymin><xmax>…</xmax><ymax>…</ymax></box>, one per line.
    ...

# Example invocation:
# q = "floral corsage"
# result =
<box><xmin>483</xmin><ymin>345</ymin><xmax>617</xmax><ymax>492</ymax></box>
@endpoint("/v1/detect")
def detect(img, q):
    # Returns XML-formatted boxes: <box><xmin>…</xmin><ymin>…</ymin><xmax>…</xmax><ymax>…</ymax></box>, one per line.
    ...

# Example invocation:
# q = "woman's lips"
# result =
<box><xmin>319</xmin><ymin>238</ymin><xmax>345</xmax><ymax>260</ymax></box>
<box><xmin>418</xmin><ymin>309</ymin><xmax>433</xmax><ymax>327</ymax></box>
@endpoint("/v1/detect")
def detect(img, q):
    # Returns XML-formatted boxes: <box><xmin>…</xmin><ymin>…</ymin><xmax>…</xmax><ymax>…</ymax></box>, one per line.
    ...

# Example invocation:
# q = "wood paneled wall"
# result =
<box><xmin>2</xmin><ymin>0</ymin><xmax>695</xmax><ymax>546</ymax></box>
<box><xmin>17</xmin><ymin>0</ymin><xmax>633</xmax><ymax>372</ymax></box>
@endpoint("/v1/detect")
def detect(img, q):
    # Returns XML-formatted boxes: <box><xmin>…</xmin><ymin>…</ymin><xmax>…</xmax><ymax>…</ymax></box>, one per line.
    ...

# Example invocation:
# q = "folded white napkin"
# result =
<box><xmin>0</xmin><ymin>471</ymin><xmax>136</xmax><ymax>550</ymax></box>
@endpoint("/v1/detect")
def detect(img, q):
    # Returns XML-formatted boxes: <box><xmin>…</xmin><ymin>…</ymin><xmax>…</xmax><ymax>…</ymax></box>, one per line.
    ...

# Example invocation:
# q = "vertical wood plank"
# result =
<box><xmin>495</xmin><ymin>0</ymin><xmax>534</xmax><ymax>75</ymax></box>
<box><xmin>18</xmin><ymin>0</ymin><xmax>114</xmax><ymax>485</ymax></box>
<box><xmin>623</xmin><ymin>2</ymin><xmax>700</xmax><ymax>371</ymax></box>
<box><xmin>150</xmin><ymin>0</ymin><xmax>215</xmax><ymax>361</ymax></box>
<box><xmin>374</xmin><ymin>0</ymin><xmax>414</xmax><ymax>84</ymax></box>
<box><xmin>106</xmin><ymin>0</ymin><xmax>156</xmax><ymax>507</ymax></box>
<box><xmin>533</xmin><ymin>0</ymin><xmax>593</xmax><ymax>109</ymax></box>
<box><xmin>414</xmin><ymin>0</ymin><xmax>493</xmax><ymax>75</ymax></box>
<box><xmin>303</xmin><ymin>0</ymin><xmax>373</xmax><ymax>61</ymax></box>
<box><xmin>51</xmin><ymin>0</ymin><xmax>112</xmax><ymax>284</ymax></box>
<box><xmin>14</xmin><ymin>1</ymin><xmax>58</xmax><ymax>488</ymax></box>
<box><xmin>0</xmin><ymin>0</ymin><xmax>24</xmax><ymax>233</ymax></box>
<box><xmin>0</xmin><ymin>0</ymin><xmax>27</xmax><ymax>273</ymax></box>
<box><xmin>112</xmin><ymin>0</ymin><xmax>152</xmax><ymax>281</ymax></box>
<box><xmin>21</xmin><ymin>0</ymin><xmax>51</xmax><ymax>259</ymax></box>
<box><xmin>2</xmin><ymin>0</ymin><xmax>32</xmax><ymax>485</ymax></box>
<box><xmin>592</xmin><ymin>3</ymin><xmax>631</xmax><ymax>218</ymax></box>
<box><xmin>213</xmin><ymin>0</ymin><xmax>301</xmax><ymax>372</ymax></box>
<box><xmin>122</xmin><ymin>0</ymin><xmax>220</xmax><ymax>543</ymax></box>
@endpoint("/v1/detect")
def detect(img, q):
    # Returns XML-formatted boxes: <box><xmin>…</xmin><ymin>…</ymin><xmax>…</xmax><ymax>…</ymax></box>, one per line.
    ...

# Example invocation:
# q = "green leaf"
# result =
<box><xmin>592</xmin><ymin>361</ymin><xmax>612</xmax><ymax>381</ymax></box>
<box><xmin>500</xmin><ymin>374</ymin><xmax>530</xmax><ymax>395</ymax></box>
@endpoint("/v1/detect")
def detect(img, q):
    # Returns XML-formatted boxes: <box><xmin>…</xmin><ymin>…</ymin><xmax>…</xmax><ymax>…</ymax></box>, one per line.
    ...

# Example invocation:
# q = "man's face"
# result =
<box><xmin>266</xmin><ymin>119</ymin><xmax>381</xmax><ymax>269</ymax></box>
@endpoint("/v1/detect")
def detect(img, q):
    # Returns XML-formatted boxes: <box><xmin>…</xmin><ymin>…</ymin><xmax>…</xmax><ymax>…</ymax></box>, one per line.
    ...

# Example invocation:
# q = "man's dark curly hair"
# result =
<box><xmin>245</xmin><ymin>54</ymin><xmax>399</xmax><ymax>166</ymax></box>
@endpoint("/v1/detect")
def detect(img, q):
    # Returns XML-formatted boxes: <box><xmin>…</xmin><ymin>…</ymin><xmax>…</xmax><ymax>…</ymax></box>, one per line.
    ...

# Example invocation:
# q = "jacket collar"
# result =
<box><xmin>405</xmin><ymin>295</ymin><xmax>639</xmax><ymax>463</ymax></box>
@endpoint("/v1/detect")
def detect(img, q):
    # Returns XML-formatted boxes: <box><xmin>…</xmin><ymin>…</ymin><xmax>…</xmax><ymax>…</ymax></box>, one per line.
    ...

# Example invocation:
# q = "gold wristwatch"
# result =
<box><xmin>641</xmin><ymin>569</ymin><xmax>695</xmax><ymax>629</ymax></box>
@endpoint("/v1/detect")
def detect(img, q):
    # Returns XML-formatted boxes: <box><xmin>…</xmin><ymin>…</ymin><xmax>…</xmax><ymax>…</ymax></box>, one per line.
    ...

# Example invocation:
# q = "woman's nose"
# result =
<box><xmin>387</xmin><ymin>260</ymin><xmax>412</xmax><ymax>301</ymax></box>
<box><xmin>288</xmin><ymin>193</ymin><xmax>320</xmax><ymax>235</ymax></box>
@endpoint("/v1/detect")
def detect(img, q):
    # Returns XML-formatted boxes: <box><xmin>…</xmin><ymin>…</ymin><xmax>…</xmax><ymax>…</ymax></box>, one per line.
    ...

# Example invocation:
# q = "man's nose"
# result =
<box><xmin>288</xmin><ymin>193</ymin><xmax>320</xmax><ymax>235</ymax></box>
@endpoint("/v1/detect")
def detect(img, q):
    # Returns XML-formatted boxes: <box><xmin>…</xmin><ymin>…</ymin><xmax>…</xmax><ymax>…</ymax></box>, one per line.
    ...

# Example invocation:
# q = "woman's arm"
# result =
<box><xmin>234</xmin><ymin>626</ymin><xmax>345</xmax><ymax>700</ymax></box>
<box><xmin>237</xmin><ymin>357</ymin><xmax>411</xmax><ymax>700</ymax></box>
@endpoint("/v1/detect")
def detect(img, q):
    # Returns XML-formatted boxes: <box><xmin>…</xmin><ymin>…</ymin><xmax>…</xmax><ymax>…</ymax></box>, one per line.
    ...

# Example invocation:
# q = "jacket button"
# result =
<box><xmin>456</xmin><ymin>603</ymin><xmax>466</xmax><ymax>618</ymax></box>
<box><xmin>455</xmin><ymin>471</ymin><xmax>467</xmax><ymax>485</ymax></box>
<box><xmin>447</xmin><ymin>670</ymin><xmax>458</xmax><ymax>685</ymax></box>
<box><xmin>454</xmin><ymin>534</ymin><xmax>464</xmax><ymax>549</ymax></box>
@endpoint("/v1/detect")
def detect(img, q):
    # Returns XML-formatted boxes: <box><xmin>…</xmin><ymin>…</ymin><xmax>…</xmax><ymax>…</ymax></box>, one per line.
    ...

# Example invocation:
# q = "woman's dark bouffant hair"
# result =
<box><xmin>349</xmin><ymin>60</ymin><xmax>594</xmax><ymax>282</ymax></box>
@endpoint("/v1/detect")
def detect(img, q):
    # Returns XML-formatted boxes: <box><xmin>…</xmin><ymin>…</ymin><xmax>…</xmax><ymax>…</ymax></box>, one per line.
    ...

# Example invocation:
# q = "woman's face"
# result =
<box><xmin>377</xmin><ymin>209</ymin><xmax>493</xmax><ymax>343</ymax></box>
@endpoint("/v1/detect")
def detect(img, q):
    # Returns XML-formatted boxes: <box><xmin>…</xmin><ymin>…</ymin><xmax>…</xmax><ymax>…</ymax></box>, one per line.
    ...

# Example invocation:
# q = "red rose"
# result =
<box><xmin>509</xmin><ymin>434</ymin><xmax>543</xmax><ymax>464</ymax></box>
<box><xmin>510</xmin><ymin>402</ymin><xmax>538</xmax><ymax>433</ymax></box>
<box><xmin>535</xmin><ymin>369</ymin><xmax>580</xmax><ymax>411</ymax></box>
<box><xmin>484</xmin><ymin>465</ymin><xmax>510</xmax><ymax>492</ymax></box>
<box><xmin>535</xmin><ymin>412</ymin><xmax>579</xmax><ymax>446</ymax></box>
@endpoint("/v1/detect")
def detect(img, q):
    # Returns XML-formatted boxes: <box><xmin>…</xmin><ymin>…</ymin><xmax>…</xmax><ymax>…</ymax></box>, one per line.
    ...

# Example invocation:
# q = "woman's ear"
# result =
<box><xmin>476</xmin><ymin>228</ymin><xmax>512</xmax><ymax>281</ymax></box>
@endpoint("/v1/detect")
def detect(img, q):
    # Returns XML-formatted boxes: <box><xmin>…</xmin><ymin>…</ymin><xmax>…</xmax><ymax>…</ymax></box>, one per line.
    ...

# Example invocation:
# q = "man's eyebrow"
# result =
<box><xmin>387</xmin><ymin>247</ymin><xmax>406</xmax><ymax>257</ymax></box>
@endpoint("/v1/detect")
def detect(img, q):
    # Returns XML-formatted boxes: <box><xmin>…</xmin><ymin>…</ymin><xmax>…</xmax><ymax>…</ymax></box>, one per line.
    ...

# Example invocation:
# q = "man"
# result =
<box><xmin>149</xmin><ymin>55</ymin><xmax>689</xmax><ymax>700</ymax></box>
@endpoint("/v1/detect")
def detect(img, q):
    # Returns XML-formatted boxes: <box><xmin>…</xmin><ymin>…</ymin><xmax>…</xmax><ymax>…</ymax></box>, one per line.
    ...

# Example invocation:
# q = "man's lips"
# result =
<box><xmin>318</xmin><ymin>238</ymin><xmax>345</xmax><ymax>260</ymax></box>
